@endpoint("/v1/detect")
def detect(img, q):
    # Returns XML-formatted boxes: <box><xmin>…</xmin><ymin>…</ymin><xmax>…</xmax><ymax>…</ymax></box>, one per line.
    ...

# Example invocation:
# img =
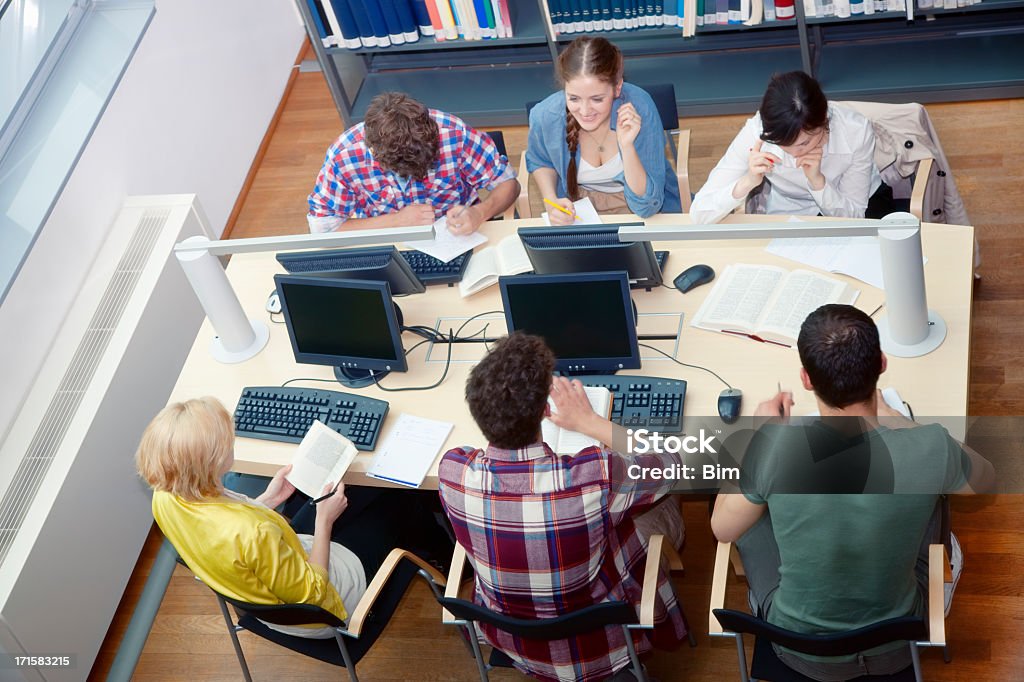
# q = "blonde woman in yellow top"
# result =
<box><xmin>137</xmin><ymin>397</ymin><xmax>403</xmax><ymax>638</ymax></box>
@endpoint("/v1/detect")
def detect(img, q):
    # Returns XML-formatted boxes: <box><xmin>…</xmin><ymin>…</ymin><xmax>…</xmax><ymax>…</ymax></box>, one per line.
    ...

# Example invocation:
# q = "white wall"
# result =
<box><xmin>0</xmin><ymin>0</ymin><xmax>305</xmax><ymax>440</ymax></box>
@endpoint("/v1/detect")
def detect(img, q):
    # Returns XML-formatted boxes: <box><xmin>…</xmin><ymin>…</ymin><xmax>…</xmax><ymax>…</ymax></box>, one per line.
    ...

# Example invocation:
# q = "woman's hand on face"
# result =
<box><xmin>796</xmin><ymin>144</ymin><xmax>826</xmax><ymax>191</ymax></box>
<box><xmin>747</xmin><ymin>140</ymin><xmax>781</xmax><ymax>184</ymax></box>
<box><xmin>615</xmin><ymin>103</ymin><xmax>642</xmax><ymax>148</ymax></box>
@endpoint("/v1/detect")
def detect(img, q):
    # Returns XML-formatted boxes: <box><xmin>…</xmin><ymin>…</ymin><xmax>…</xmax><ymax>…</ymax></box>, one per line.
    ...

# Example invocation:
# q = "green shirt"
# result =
<box><xmin>740</xmin><ymin>420</ymin><xmax>969</xmax><ymax>660</ymax></box>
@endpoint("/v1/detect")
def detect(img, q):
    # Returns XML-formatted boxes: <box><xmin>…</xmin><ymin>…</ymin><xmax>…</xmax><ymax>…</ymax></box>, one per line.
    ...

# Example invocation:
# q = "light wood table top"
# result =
<box><xmin>168</xmin><ymin>214</ymin><xmax>975</xmax><ymax>488</ymax></box>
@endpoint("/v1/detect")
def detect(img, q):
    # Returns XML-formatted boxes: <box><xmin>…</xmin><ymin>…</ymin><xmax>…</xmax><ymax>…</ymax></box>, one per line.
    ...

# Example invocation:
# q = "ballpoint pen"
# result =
<box><xmin>721</xmin><ymin>329</ymin><xmax>791</xmax><ymax>348</ymax></box>
<box><xmin>308</xmin><ymin>482</ymin><xmax>340</xmax><ymax>506</ymax></box>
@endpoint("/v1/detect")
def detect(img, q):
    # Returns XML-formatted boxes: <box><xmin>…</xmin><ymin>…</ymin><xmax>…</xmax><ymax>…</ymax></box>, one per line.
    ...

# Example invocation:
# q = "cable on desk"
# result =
<box><xmin>281</xmin><ymin>376</ymin><xmax>342</xmax><ymax>388</ymax></box>
<box><xmin>371</xmin><ymin>328</ymin><xmax>455</xmax><ymax>392</ymax></box>
<box><xmin>638</xmin><ymin>342</ymin><xmax>733</xmax><ymax>390</ymax></box>
<box><xmin>269</xmin><ymin>312</ymin><xmax>285</xmax><ymax>324</ymax></box>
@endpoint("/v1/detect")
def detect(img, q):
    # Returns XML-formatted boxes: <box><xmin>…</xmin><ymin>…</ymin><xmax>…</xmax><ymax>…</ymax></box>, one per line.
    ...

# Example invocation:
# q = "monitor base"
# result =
<box><xmin>334</xmin><ymin>366</ymin><xmax>389</xmax><ymax>389</ymax></box>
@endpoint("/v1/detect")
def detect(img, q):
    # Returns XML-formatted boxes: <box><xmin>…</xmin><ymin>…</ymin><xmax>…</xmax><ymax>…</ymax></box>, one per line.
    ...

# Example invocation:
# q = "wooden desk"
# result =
<box><xmin>168</xmin><ymin>214</ymin><xmax>975</xmax><ymax>488</ymax></box>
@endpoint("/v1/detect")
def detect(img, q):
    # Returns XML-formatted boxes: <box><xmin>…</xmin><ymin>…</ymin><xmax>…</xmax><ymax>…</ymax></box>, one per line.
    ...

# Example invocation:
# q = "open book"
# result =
<box><xmin>284</xmin><ymin>420</ymin><xmax>358</xmax><ymax>499</ymax></box>
<box><xmin>541</xmin><ymin>386</ymin><xmax>612</xmax><ymax>454</ymax></box>
<box><xmin>691</xmin><ymin>264</ymin><xmax>859</xmax><ymax>346</ymax></box>
<box><xmin>458</xmin><ymin>234</ymin><xmax>532</xmax><ymax>297</ymax></box>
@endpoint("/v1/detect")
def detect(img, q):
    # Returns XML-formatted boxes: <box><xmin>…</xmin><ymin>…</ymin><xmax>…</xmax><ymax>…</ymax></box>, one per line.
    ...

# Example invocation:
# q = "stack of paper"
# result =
<box><xmin>367</xmin><ymin>413</ymin><xmax>454</xmax><ymax>487</ymax></box>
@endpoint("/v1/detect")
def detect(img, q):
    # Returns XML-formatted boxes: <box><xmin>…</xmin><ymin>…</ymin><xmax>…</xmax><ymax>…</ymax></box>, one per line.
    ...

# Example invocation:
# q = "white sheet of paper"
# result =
<box><xmin>366</xmin><ymin>413</ymin><xmax>454</xmax><ymax>488</ymax></box>
<box><xmin>404</xmin><ymin>216</ymin><xmax>487</xmax><ymax>263</ymax></box>
<box><xmin>541</xmin><ymin>197</ymin><xmax>602</xmax><ymax>226</ymax></box>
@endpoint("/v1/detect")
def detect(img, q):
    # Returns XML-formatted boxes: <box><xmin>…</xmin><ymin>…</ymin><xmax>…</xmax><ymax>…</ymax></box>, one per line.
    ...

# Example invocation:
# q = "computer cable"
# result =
<box><xmin>638</xmin><ymin>342</ymin><xmax>734</xmax><ymax>390</ymax></box>
<box><xmin>370</xmin><ymin>328</ymin><xmax>455</xmax><ymax>392</ymax></box>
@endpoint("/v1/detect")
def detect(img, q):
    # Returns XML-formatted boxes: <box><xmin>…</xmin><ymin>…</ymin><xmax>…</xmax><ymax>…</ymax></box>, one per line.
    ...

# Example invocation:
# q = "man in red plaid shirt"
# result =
<box><xmin>439</xmin><ymin>333</ymin><xmax>688</xmax><ymax>681</ymax></box>
<box><xmin>307</xmin><ymin>92</ymin><xmax>519</xmax><ymax>236</ymax></box>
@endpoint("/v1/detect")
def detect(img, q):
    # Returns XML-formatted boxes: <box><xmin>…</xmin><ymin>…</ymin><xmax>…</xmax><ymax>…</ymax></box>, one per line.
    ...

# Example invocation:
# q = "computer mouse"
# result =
<box><xmin>673</xmin><ymin>264</ymin><xmax>716</xmax><ymax>294</ymax></box>
<box><xmin>266</xmin><ymin>291</ymin><xmax>281</xmax><ymax>314</ymax></box>
<box><xmin>718</xmin><ymin>388</ymin><xmax>743</xmax><ymax>424</ymax></box>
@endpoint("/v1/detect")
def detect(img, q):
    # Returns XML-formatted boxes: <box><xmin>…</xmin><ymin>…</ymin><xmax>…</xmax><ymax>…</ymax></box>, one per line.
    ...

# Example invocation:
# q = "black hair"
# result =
<box><xmin>759</xmin><ymin>71</ymin><xmax>830</xmax><ymax>147</ymax></box>
<box><xmin>797</xmin><ymin>304</ymin><xmax>883</xmax><ymax>409</ymax></box>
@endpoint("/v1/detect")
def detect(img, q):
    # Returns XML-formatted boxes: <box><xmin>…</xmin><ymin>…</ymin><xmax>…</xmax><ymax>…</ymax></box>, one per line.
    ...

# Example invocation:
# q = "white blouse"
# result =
<box><xmin>578</xmin><ymin>153</ymin><xmax>625</xmax><ymax>193</ymax></box>
<box><xmin>690</xmin><ymin>104</ymin><xmax>882</xmax><ymax>224</ymax></box>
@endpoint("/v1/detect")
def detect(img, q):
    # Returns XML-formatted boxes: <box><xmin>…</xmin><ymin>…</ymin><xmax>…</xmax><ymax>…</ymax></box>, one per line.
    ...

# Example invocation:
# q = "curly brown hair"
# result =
<box><xmin>363</xmin><ymin>92</ymin><xmax>440</xmax><ymax>179</ymax></box>
<box><xmin>556</xmin><ymin>37</ymin><xmax>624</xmax><ymax>200</ymax></box>
<box><xmin>465</xmin><ymin>332</ymin><xmax>555</xmax><ymax>450</ymax></box>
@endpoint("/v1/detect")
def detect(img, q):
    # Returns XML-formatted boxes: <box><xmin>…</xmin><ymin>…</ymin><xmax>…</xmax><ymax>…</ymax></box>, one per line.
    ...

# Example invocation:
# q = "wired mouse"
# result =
<box><xmin>674</xmin><ymin>264</ymin><xmax>716</xmax><ymax>294</ymax></box>
<box><xmin>266</xmin><ymin>291</ymin><xmax>281</xmax><ymax>314</ymax></box>
<box><xmin>718</xmin><ymin>388</ymin><xmax>743</xmax><ymax>424</ymax></box>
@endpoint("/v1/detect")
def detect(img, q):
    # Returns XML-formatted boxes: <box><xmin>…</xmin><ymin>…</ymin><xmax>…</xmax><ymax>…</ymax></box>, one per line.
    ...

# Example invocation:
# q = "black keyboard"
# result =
<box><xmin>580</xmin><ymin>375</ymin><xmax>686</xmax><ymax>433</ymax></box>
<box><xmin>400</xmin><ymin>250</ymin><xmax>472</xmax><ymax>286</ymax></box>
<box><xmin>234</xmin><ymin>386</ymin><xmax>389</xmax><ymax>450</ymax></box>
<box><xmin>655</xmin><ymin>250</ymin><xmax>668</xmax><ymax>271</ymax></box>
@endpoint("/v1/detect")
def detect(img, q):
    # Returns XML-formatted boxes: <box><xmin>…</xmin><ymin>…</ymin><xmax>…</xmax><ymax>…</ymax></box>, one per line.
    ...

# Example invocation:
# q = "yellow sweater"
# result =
<box><xmin>152</xmin><ymin>490</ymin><xmax>347</xmax><ymax>622</ymax></box>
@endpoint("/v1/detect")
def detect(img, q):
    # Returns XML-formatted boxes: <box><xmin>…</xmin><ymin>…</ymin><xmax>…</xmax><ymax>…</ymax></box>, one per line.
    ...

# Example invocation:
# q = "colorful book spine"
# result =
<box><xmin>435</xmin><ymin>0</ymin><xmax>458</xmax><ymax>39</ymax></box>
<box><xmin>308</xmin><ymin>0</ymin><xmax>335</xmax><ymax>47</ymax></box>
<box><xmin>409</xmin><ymin>0</ymin><xmax>435</xmax><ymax>34</ymax></box>
<box><xmin>424</xmin><ymin>0</ymin><xmax>445</xmax><ymax>38</ymax></box>
<box><xmin>774</xmin><ymin>0</ymin><xmax>795</xmax><ymax>18</ymax></box>
<box><xmin>472</xmin><ymin>0</ymin><xmax>494</xmax><ymax>37</ymax></box>
<box><xmin>764</xmin><ymin>0</ymin><xmax>776</xmax><ymax>19</ymax></box>
<box><xmin>729</xmin><ymin>0</ymin><xmax>741</xmax><ymax>22</ymax></box>
<box><xmin>499</xmin><ymin>0</ymin><xmax>513</xmax><ymax>35</ymax></box>
<box><xmin>331</xmin><ymin>0</ymin><xmax>367</xmax><ymax>48</ymax></box>
<box><xmin>482</xmin><ymin>0</ymin><xmax>496</xmax><ymax>38</ymax></box>
<box><xmin>612</xmin><ymin>0</ymin><xmax>626</xmax><ymax>28</ymax></box>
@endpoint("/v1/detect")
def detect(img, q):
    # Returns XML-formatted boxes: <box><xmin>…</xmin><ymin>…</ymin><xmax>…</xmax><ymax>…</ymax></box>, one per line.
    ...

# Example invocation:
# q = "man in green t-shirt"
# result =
<box><xmin>711</xmin><ymin>304</ymin><xmax>993</xmax><ymax>681</ymax></box>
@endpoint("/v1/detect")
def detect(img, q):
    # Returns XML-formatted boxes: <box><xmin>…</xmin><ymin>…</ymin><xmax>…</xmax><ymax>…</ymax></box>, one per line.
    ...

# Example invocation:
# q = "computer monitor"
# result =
<box><xmin>274</xmin><ymin>274</ymin><xmax>407</xmax><ymax>388</ymax></box>
<box><xmin>517</xmin><ymin>223</ymin><xmax>664</xmax><ymax>290</ymax></box>
<box><xmin>276</xmin><ymin>246</ymin><xmax>425</xmax><ymax>295</ymax></box>
<box><xmin>500</xmin><ymin>271</ymin><xmax>640</xmax><ymax>375</ymax></box>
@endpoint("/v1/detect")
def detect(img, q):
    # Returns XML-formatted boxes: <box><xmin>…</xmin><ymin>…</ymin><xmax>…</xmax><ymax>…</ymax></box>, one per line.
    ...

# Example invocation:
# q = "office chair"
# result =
<box><xmin>708</xmin><ymin>541</ymin><xmax>951</xmax><ymax>682</ymax></box>
<box><xmin>483</xmin><ymin>130</ymin><xmax>518</xmax><ymax>221</ymax></box>
<box><xmin>439</xmin><ymin>535</ymin><xmax>694</xmax><ymax>682</ymax></box>
<box><xmin>179</xmin><ymin>548</ymin><xmax>446</xmax><ymax>682</ymax></box>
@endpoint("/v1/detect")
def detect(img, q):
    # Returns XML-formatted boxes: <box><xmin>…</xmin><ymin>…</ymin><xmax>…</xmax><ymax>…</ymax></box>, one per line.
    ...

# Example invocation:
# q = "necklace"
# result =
<box><xmin>583</xmin><ymin>126</ymin><xmax>614</xmax><ymax>154</ymax></box>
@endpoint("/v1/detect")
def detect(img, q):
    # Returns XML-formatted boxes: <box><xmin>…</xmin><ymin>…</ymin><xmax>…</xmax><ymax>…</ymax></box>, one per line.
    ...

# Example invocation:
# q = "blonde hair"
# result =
<box><xmin>135</xmin><ymin>397</ymin><xmax>234</xmax><ymax>502</ymax></box>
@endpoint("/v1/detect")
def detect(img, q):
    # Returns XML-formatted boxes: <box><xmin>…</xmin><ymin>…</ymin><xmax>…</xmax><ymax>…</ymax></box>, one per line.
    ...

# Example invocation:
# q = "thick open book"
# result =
<box><xmin>458</xmin><ymin>234</ymin><xmax>532</xmax><ymax>297</ymax></box>
<box><xmin>691</xmin><ymin>264</ymin><xmax>859</xmax><ymax>346</ymax></box>
<box><xmin>541</xmin><ymin>386</ymin><xmax>613</xmax><ymax>454</ymax></box>
<box><xmin>284</xmin><ymin>420</ymin><xmax>358</xmax><ymax>499</ymax></box>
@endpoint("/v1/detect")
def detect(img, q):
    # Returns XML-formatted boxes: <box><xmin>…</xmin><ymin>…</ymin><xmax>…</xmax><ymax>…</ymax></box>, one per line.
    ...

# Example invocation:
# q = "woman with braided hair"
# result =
<box><xmin>526</xmin><ymin>37</ymin><xmax>681</xmax><ymax>224</ymax></box>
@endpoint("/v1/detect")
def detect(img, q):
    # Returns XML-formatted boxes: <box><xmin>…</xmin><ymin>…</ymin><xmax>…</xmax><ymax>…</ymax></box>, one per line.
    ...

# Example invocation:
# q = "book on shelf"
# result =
<box><xmin>775</xmin><ymin>0</ymin><xmax>795</xmax><ymax>19</ymax></box>
<box><xmin>471</xmin><ymin>0</ymin><xmax>493</xmax><ymax>38</ymax></box>
<box><xmin>357</xmin><ymin>0</ymin><xmax>392</xmax><ymax>47</ymax></box>
<box><xmin>850</xmin><ymin>0</ymin><xmax>865</xmax><ymax>14</ymax></box>
<box><xmin>690</xmin><ymin>263</ymin><xmax>859</xmax><ymax>347</ymax></box>
<box><xmin>435</xmin><ymin>0</ymin><xmax>458</xmax><ymax>39</ymax></box>
<box><xmin>542</xmin><ymin>386</ymin><xmax>613</xmax><ymax>455</ymax></box>
<box><xmin>410</xmin><ymin>0</ymin><xmax>436</xmax><ymax>35</ymax></box>
<box><xmin>308</xmin><ymin>0</ymin><xmax>335</xmax><ymax>48</ymax></box>
<box><xmin>331</xmin><ymin>0</ymin><xmax>369</xmax><ymax>48</ymax></box>
<box><xmin>599</xmin><ymin>0</ymin><xmax>614</xmax><ymax>29</ymax></box>
<box><xmin>395</xmin><ymin>0</ymin><xmax>423</xmax><ymax>41</ymax></box>
<box><xmin>346</xmin><ymin>0</ymin><xmax>379</xmax><ymax>47</ymax></box>
<box><xmin>285</xmin><ymin>420</ymin><xmax>359</xmax><ymax>500</ymax></box>
<box><xmin>835</xmin><ymin>0</ymin><xmax>851</xmax><ymax>17</ymax></box>
<box><xmin>424</xmin><ymin>0</ymin><xmax>446</xmax><ymax>38</ymax></box>
<box><xmin>379</xmin><ymin>0</ymin><xmax>410</xmax><ymax>45</ymax></box>
<box><xmin>613</xmin><ymin>0</ymin><xmax>626</xmax><ymax>29</ymax></box>
<box><xmin>458</xmin><ymin>234</ymin><xmax>533</xmax><ymax>297</ymax></box>
<box><xmin>498</xmin><ymin>0</ymin><xmax>513</xmax><ymax>35</ymax></box>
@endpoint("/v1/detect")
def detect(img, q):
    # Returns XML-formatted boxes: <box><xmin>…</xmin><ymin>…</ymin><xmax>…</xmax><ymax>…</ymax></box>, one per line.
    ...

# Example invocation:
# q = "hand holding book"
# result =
<box><xmin>545</xmin><ymin>377</ymin><xmax>614</xmax><ymax>453</ymax></box>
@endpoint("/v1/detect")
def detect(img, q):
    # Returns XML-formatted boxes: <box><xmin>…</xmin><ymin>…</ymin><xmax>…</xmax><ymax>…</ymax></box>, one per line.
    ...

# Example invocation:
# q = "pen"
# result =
<box><xmin>308</xmin><ymin>482</ymin><xmax>340</xmax><ymax>506</ymax></box>
<box><xmin>721</xmin><ymin>329</ymin><xmax>792</xmax><ymax>348</ymax></box>
<box><xmin>777</xmin><ymin>381</ymin><xmax>785</xmax><ymax>417</ymax></box>
<box><xmin>543</xmin><ymin>198</ymin><xmax>576</xmax><ymax>219</ymax></box>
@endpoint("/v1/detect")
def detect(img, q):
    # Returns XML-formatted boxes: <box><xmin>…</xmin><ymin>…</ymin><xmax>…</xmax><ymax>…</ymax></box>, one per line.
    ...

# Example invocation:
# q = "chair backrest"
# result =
<box><xmin>440</xmin><ymin>596</ymin><xmax>637</xmax><ymax>640</ymax></box>
<box><xmin>485</xmin><ymin>130</ymin><xmax>507</xmax><ymax>158</ymax></box>
<box><xmin>525</xmin><ymin>100</ymin><xmax>540</xmax><ymax>120</ymax></box>
<box><xmin>712</xmin><ymin>609</ymin><xmax>928</xmax><ymax>658</ymax></box>
<box><xmin>635</xmin><ymin>83</ymin><xmax>679</xmax><ymax>133</ymax></box>
<box><xmin>221</xmin><ymin>594</ymin><xmax>347</xmax><ymax>628</ymax></box>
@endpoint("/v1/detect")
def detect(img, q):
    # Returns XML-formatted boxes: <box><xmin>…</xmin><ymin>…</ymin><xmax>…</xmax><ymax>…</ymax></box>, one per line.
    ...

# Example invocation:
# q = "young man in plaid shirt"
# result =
<box><xmin>307</xmin><ymin>92</ymin><xmax>519</xmax><ymax>236</ymax></box>
<box><xmin>439</xmin><ymin>332</ymin><xmax>688</xmax><ymax>681</ymax></box>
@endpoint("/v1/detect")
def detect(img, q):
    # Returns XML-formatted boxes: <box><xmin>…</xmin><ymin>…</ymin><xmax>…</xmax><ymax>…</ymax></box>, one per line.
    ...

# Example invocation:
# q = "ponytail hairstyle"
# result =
<box><xmin>556</xmin><ymin>37</ymin><xmax>624</xmax><ymax>200</ymax></box>
<box><xmin>758</xmin><ymin>71</ymin><xmax>830</xmax><ymax>147</ymax></box>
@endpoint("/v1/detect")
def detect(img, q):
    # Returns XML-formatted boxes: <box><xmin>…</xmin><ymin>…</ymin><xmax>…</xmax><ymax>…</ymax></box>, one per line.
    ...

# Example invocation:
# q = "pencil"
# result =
<box><xmin>543</xmin><ymin>198</ymin><xmax>576</xmax><ymax>218</ymax></box>
<box><xmin>308</xmin><ymin>483</ymin><xmax>339</xmax><ymax>505</ymax></box>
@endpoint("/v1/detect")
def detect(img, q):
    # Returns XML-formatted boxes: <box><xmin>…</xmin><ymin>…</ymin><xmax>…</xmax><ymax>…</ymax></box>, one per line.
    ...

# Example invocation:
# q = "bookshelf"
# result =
<box><xmin>297</xmin><ymin>0</ymin><xmax>1024</xmax><ymax>128</ymax></box>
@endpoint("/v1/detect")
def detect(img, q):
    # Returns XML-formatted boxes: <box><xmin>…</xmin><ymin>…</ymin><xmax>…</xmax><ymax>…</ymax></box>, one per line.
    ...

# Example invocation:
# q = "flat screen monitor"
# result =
<box><xmin>517</xmin><ymin>223</ymin><xmax>664</xmax><ymax>289</ymax></box>
<box><xmin>499</xmin><ymin>271</ymin><xmax>640</xmax><ymax>375</ymax></box>
<box><xmin>274</xmin><ymin>274</ymin><xmax>407</xmax><ymax>388</ymax></box>
<box><xmin>276</xmin><ymin>246</ymin><xmax>425</xmax><ymax>295</ymax></box>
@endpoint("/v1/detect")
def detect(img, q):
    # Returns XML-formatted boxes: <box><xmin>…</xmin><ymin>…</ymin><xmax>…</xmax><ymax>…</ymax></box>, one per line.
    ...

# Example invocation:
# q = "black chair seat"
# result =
<box><xmin>750</xmin><ymin>635</ymin><xmax>916</xmax><ymax>682</ymax></box>
<box><xmin>440</xmin><ymin>597</ymin><xmax>637</xmax><ymax>640</ymax></box>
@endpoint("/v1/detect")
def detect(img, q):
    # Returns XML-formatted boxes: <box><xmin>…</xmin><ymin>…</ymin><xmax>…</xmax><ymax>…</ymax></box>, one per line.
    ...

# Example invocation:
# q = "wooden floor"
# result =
<box><xmin>88</xmin><ymin>61</ymin><xmax>1024</xmax><ymax>681</ymax></box>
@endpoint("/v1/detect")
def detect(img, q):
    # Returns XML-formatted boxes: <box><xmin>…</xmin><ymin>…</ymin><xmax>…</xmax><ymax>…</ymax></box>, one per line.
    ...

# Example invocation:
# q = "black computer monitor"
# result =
<box><xmin>276</xmin><ymin>246</ymin><xmax>425</xmax><ymax>295</ymax></box>
<box><xmin>500</xmin><ymin>271</ymin><xmax>640</xmax><ymax>375</ymax></box>
<box><xmin>274</xmin><ymin>274</ymin><xmax>407</xmax><ymax>388</ymax></box>
<box><xmin>517</xmin><ymin>223</ymin><xmax>664</xmax><ymax>289</ymax></box>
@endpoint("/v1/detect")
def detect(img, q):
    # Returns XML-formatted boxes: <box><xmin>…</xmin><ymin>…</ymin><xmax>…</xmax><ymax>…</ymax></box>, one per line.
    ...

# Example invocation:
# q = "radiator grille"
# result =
<box><xmin>0</xmin><ymin>208</ymin><xmax>170</xmax><ymax>565</ymax></box>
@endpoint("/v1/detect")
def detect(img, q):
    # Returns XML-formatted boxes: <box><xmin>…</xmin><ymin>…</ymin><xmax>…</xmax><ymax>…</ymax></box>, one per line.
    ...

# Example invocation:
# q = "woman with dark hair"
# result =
<box><xmin>691</xmin><ymin>71</ymin><xmax>880</xmax><ymax>224</ymax></box>
<box><xmin>526</xmin><ymin>37</ymin><xmax>681</xmax><ymax>222</ymax></box>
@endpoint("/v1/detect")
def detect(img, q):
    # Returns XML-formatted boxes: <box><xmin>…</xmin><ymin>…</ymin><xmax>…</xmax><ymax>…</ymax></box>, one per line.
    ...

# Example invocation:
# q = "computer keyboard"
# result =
<box><xmin>654</xmin><ymin>250</ymin><xmax>668</xmax><ymax>271</ymax></box>
<box><xmin>580</xmin><ymin>375</ymin><xmax>686</xmax><ymax>433</ymax></box>
<box><xmin>400</xmin><ymin>250</ymin><xmax>472</xmax><ymax>286</ymax></box>
<box><xmin>234</xmin><ymin>386</ymin><xmax>390</xmax><ymax>450</ymax></box>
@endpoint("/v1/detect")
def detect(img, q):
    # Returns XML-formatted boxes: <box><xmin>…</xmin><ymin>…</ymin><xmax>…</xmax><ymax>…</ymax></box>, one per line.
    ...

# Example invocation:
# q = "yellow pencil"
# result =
<box><xmin>543</xmin><ymin>198</ymin><xmax>576</xmax><ymax>218</ymax></box>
